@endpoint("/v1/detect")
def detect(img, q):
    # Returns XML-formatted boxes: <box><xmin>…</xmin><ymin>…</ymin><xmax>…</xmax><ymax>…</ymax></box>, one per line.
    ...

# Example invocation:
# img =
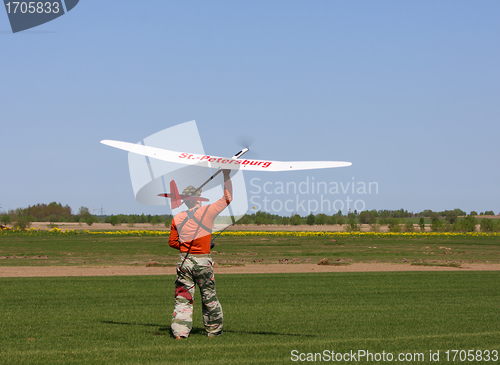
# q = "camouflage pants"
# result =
<box><xmin>171</xmin><ymin>254</ymin><xmax>223</xmax><ymax>338</ymax></box>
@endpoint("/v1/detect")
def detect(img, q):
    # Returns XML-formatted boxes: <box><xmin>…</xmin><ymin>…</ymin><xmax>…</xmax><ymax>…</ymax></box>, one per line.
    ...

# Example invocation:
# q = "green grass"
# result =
<box><xmin>1</xmin><ymin>232</ymin><xmax>500</xmax><ymax>266</ymax></box>
<box><xmin>1</xmin><ymin>272</ymin><xmax>499</xmax><ymax>364</ymax></box>
<box><xmin>0</xmin><ymin>233</ymin><xmax>175</xmax><ymax>267</ymax></box>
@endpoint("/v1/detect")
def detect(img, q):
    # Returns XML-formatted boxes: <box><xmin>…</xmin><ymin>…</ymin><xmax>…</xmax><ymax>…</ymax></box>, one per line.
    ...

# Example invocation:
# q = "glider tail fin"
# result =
<box><xmin>169</xmin><ymin>180</ymin><xmax>182</xmax><ymax>209</ymax></box>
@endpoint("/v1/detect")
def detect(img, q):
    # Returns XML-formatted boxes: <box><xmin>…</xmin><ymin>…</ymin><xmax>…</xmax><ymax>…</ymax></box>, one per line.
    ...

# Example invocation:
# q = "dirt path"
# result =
<box><xmin>1</xmin><ymin>263</ymin><xmax>499</xmax><ymax>277</ymax></box>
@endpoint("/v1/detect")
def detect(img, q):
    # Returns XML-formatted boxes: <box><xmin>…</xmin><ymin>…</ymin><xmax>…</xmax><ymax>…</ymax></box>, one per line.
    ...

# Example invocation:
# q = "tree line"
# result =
<box><xmin>236</xmin><ymin>210</ymin><xmax>499</xmax><ymax>232</ymax></box>
<box><xmin>0</xmin><ymin>202</ymin><xmax>497</xmax><ymax>231</ymax></box>
<box><xmin>0</xmin><ymin>202</ymin><xmax>172</xmax><ymax>229</ymax></box>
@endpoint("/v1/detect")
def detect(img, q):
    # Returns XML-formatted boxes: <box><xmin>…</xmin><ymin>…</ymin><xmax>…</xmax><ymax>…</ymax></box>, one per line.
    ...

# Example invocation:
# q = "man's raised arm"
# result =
<box><xmin>222</xmin><ymin>169</ymin><xmax>233</xmax><ymax>204</ymax></box>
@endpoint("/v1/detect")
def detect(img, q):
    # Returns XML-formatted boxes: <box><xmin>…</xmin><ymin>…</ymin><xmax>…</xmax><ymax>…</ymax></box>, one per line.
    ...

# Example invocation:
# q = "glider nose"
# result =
<box><xmin>233</xmin><ymin>148</ymin><xmax>249</xmax><ymax>159</ymax></box>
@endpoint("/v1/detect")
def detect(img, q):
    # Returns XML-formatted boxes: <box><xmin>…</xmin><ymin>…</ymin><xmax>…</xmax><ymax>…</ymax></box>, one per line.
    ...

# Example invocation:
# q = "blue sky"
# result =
<box><xmin>1</xmin><ymin>1</ymin><xmax>499</xmax><ymax>216</ymax></box>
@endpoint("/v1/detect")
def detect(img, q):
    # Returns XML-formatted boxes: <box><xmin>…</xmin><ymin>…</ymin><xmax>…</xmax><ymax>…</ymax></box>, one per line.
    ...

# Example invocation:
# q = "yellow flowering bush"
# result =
<box><xmin>217</xmin><ymin>231</ymin><xmax>500</xmax><ymax>238</ymax></box>
<box><xmin>1</xmin><ymin>228</ymin><xmax>499</xmax><ymax>238</ymax></box>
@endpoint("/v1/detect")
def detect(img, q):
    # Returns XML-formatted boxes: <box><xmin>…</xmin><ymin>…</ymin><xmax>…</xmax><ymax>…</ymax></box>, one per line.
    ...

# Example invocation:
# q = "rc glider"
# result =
<box><xmin>101</xmin><ymin>140</ymin><xmax>352</xmax><ymax>172</ymax></box>
<box><xmin>101</xmin><ymin>139</ymin><xmax>352</xmax><ymax>210</ymax></box>
<box><xmin>101</xmin><ymin>134</ymin><xmax>352</xmax><ymax>234</ymax></box>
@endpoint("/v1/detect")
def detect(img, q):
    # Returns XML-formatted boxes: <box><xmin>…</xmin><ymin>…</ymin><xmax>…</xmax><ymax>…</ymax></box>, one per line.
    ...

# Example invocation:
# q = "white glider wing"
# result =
<box><xmin>101</xmin><ymin>140</ymin><xmax>352</xmax><ymax>172</ymax></box>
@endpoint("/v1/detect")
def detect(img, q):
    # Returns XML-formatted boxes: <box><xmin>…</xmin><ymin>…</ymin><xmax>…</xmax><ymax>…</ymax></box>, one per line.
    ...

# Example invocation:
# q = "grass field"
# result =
<box><xmin>1</xmin><ymin>231</ymin><xmax>499</xmax><ymax>364</ymax></box>
<box><xmin>1</xmin><ymin>272</ymin><xmax>499</xmax><ymax>364</ymax></box>
<box><xmin>1</xmin><ymin>231</ymin><xmax>500</xmax><ymax>266</ymax></box>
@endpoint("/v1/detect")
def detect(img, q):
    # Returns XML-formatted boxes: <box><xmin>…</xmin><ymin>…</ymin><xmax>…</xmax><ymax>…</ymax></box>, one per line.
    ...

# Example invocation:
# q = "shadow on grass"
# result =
<box><xmin>100</xmin><ymin>320</ymin><xmax>174</xmax><ymax>337</ymax></box>
<box><xmin>223</xmin><ymin>329</ymin><xmax>316</xmax><ymax>337</ymax></box>
<box><xmin>100</xmin><ymin>320</ymin><xmax>316</xmax><ymax>337</ymax></box>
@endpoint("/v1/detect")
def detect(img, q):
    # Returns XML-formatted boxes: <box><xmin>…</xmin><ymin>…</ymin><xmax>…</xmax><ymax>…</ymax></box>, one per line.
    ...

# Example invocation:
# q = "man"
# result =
<box><xmin>168</xmin><ymin>169</ymin><xmax>232</xmax><ymax>339</ymax></box>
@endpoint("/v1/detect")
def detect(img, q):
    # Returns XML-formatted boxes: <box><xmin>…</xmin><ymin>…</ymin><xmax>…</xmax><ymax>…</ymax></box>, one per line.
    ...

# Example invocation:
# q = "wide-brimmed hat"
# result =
<box><xmin>182</xmin><ymin>185</ymin><xmax>201</xmax><ymax>197</ymax></box>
